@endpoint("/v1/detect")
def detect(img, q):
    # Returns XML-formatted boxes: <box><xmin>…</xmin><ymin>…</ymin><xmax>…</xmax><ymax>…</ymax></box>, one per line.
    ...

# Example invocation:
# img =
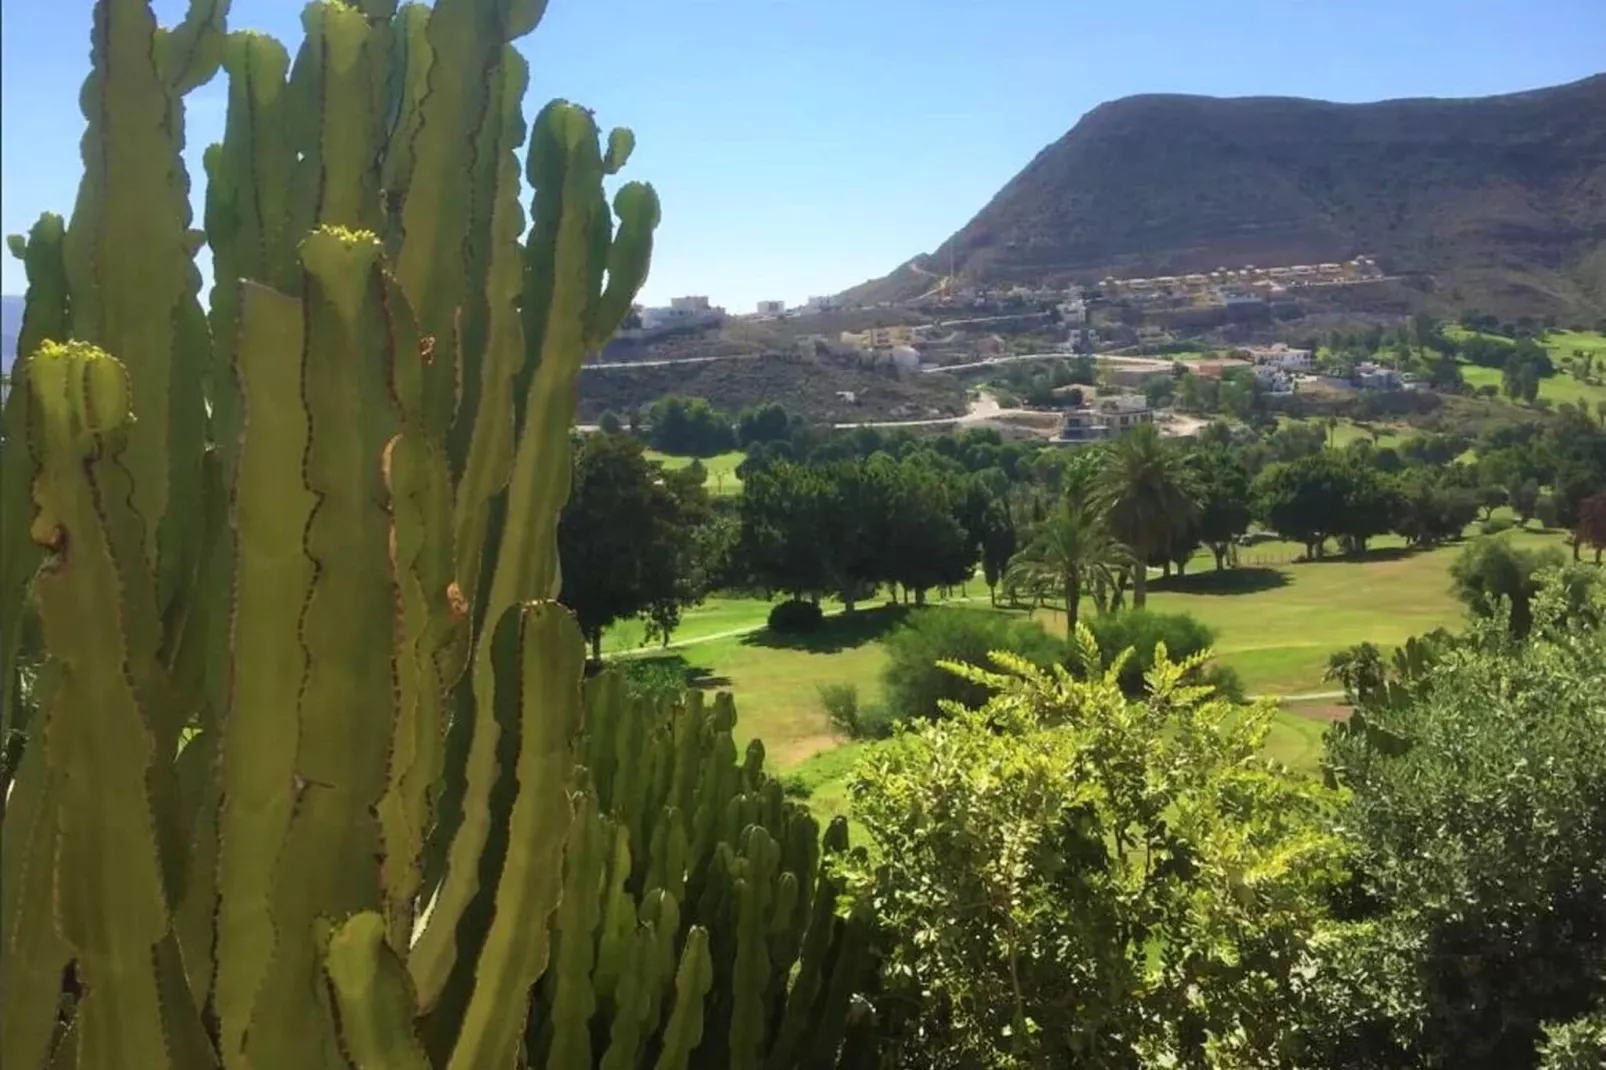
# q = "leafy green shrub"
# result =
<box><xmin>1538</xmin><ymin>1009</ymin><xmax>1606</xmax><ymax>1070</ymax></box>
<box><xmin>880</xmin><ymin>608</ymin><xmax>1061</xmax><ymax>723</ymax></box>
<box><xmin>779</xmin><ymin>773</ymin><xmax>813</xmax><ymax>799</ymax></box>
<box><xmin>851</xmin><ymin>643</ymin><xmax>1346</xmax><ymax>1068</ymax></box>
<box><xmin>814</xmin><ymin>683</ymin><xmax>897</xmax><ymax>740</ymax></box>
<box><xmin>1480</xmin><ymin>515</ymin><xmax>1517</xmax><ymax>536</ymax></box>
<box><xmin>616</xmin><ymin>658</ymin><xmax>688</xmax><ymax>704</ymax></box>
<box><xmin>767</xmin><ymin>598</ymin><xmax>824</xmax><ymax>633</ymax></box>
<box><xmin>1449</xmin><ymin>535</ymin><xmax>1566</xmax><ymax>637</ymax></box>
<box><xmin>1315</xmin><ymin>575</ymin><xmax>1606</xmax><ymax>1069</ymax></box>
<box><xmin>1198</xmin><ymin>662</ymin><xmax>1247</xmax><ymax>703</ymax></box>
<box><xmin>819</xmin><ymin>683</ymin><xmax>861</xmax><ymax>736</ymax></box>
<box><xmin>1083</xmin><ymin>609</ymin><xmax>1219</xmax><ymax>695</ymax></box>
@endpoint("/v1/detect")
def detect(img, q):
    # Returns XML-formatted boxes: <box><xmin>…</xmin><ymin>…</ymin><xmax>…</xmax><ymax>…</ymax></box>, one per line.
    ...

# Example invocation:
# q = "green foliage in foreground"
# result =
<box><xmin>0</xmin><ymin>2</ymin><xmax>873</xmax><ymax>1067</ymax></box>
<box><xmin>1310</xmin><ymin>572</ymin><xmax>1606</xmax><ymax>1070</ymax></box>
<box><xmin>849</xmin><ymin>637</ymin><xmax>1347</xmax><ymax>1069</ymax></box>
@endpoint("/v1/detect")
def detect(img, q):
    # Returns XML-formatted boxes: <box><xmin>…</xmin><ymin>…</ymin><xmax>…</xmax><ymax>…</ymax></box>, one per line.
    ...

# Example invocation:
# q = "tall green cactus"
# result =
<box><xmin>0</xmin><ymin>1</ymin><xmax>878</xmax><ymax>1068</ymax></box>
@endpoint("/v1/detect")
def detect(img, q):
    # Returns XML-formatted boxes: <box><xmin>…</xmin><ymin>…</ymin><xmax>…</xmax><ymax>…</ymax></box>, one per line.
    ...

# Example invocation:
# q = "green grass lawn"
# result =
<box><xmin>1276</xmin><ymin>415</ymin><xmax>1417</xmax><ymax>449</ymax></box>
<box><xmin>643</xmin><ymin>449</ymin><xmax>746</xmax><ymax>496</ymax></box>
<box><xmin>1459</xmin><ymin>363</ymin><xmax>1606</xmax><ymax>410</ymax></box>
<box><xmin>609</xmin><ymin>526</ymin><xmax>1572</xmax><ymax>828</ymax></box>
<box><xmin>603</xmin><ymin>595</ymin><xmax>779</xmax><ymax>654</ymax></box>
<box><xmin>1446</xmin><ymin>327</ymin><xmax>1606</xmax><ymax>411</ymax></box>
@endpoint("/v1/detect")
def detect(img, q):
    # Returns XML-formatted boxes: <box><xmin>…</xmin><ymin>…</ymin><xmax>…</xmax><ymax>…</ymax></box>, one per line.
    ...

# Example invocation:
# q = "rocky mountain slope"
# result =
<box><xmin>847</xmin><ymin>75</ymin><xmax>1606</xmax><ymax>317</ymax></box>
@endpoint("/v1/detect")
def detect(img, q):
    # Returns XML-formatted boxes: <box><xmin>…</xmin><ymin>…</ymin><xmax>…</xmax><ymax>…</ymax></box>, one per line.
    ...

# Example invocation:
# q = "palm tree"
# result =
<box><xmin>1005</xmin><ymin>493</ymin><xmax>1131</xmax><ymax>632</ymax></box>
<box><xmin>1094</xmin><ymin>423</ymin><xmax>1199</xmax><ymax>609</ymax></box>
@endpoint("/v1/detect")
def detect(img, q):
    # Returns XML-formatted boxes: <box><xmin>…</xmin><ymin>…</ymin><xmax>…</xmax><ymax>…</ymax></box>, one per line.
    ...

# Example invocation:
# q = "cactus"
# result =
<box><xmin>0</xmin><ymin>1</ymin><xmax>877</xmax><ymax>1068</ymax></box>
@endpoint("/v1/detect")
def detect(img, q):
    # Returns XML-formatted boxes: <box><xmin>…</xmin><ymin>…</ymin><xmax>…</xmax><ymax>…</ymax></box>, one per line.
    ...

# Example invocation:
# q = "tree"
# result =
<box><xmin>1191</xmin><ymin>447</ymin><xmax>1252</xmax><ymax>570</ymax></box>
<box><xmin>852</xmin><ymin>639</ymin><xmax>1345</xmax><ymax>1069</ymax></box>
<box><xmin>735</xmin><ymin>401</ymin><xmax>792</xmax><ymax>447</ymax></box>
<box><xmin>1252</xmin><ymin>452</ymin><xmax>1351</xmax><ymax>558</ymax></box>
<box><xmin>865</xmin><ymin>453</ymin><xmax>977</xmax><ymax>604</ymax></box>
<box><xmin>737</xmin><ymin>460</ymin><xmax>839</xmax><ymax>601</ymax></box>
<box><xmin>1510</xmin><ymin>477</ymin><xmax>1542</xmax><ymax>525</ymax></box>
<box><xmin>1554</xmin><ymin>462</ymin><xmax>1606</xmax><ymax>559</ymax></box>
<box><xmin>1474</xmin><ymin>483</ymin><xmax>1508</xmax><ymax>522</ymax></box>
<box><xmin>1094</xmin><ymin>423</ymin><xmax>1198</xmax><ymax>608</ymax></box>
<box><xmin>1315</xmin><ymin>573</ymin><xmax>1606</xmax><ymax>1069</ymax></box>
<box><xmin>645</xmin><ymin>394</ymin><xmax>736</xmax><ymax>455</ymax></box>
<box><xmin>597</xmin><ymin>409</ymin><xmax>623</xmax><ymax>434</ymax></box>
<box><xmin>877</xmin><ymin>608</ymin><xmax>1062</xmax><ymax>724</ymax></box>
<box><xmin>559</xmin><ymin>434</ymin><xmax>713</xmax><ymax>660</ymax></box>
<box><xmin>1576</xmin><ymin>490</ymin><xmax>1606</xmax><ymax>564</ymax></box>
<box><xmin>1449</xmin><ymin>535</ymin><xmax>1567</xmax><ymax>637</ymax></box>
<box><xmin>974</xmin><ymin>494</ymin><xmax>1017</xmax><ymax>605</ymax></box>
<box><xmin>1323</xmin><ymin>641</ymin><xmax>1388</xmax><ymax>706</ymax></box>
<box><xmin>1393</xmin><ymin>470</ymin><xmax>1477</xmax><ymax>547</ymax></box>
<box><xmin>1004</xmin><ymin>493</ymin><xmax>1131</xmax><ymax>631</ymax></box>
<box><xmin>1503</xmin><ymin>355</ymin><xmax>1541</xmax><ymax>404</ymax></box>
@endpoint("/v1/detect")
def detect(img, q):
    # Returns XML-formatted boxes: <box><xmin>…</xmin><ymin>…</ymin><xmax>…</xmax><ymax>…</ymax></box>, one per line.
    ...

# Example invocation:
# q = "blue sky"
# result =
<box><xmin>2</xmin><ymin>0</ymin><xmax>1603</xmax><ymax>310</ymax></box>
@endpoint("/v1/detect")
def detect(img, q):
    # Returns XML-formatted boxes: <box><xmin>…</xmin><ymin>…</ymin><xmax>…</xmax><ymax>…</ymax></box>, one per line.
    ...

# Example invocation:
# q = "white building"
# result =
<box><xmin>804</xmin><ymin>295</ymin><xmax>844</xmax><ymax>313</ymax></box>
<box><xmin>637</xmin><ymin>303</ymin><xmax>724</xmax><ymax>332</ymax></box>
<box><xmin>670</xmin><ymin>295</ymin><xmax>711</xmax><ymax>313</ymax></box>
<box><xmin>884</xmin><ymin>345</ymin><xmax>922</xmax><ymax>372</ymax></box>
<box><xmin>1057</xmin><ymin>395</ymin><xmax>1153</xmax><ymax>443</ymax></box>
<box><xmin>1247</xmin><ymin>344</ymin><xmax>1312</xmax><ymax>370</ymax></box>
<box><xmin>755</xmin><ymin>300</ymin><xmax>786</xmax><ymax>316</ymax></box>
<box><xmin>1252</xmin><ymin>364</ymin><xmax>1295</xmax><ymax>393</ymax></box>
<box><xmin>1356</xmin><ymin>362</ymin><xmax>1401</xmax><ymax>391</ymax></box>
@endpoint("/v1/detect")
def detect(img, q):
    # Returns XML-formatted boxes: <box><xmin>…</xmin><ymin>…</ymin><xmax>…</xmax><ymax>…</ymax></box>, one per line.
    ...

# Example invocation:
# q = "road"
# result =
<box><xmin>584</xmin><ymin>347</ymin><xmax>1180</xmax><ymax>378</ymax></box>
<box><xmin>582</xmin><ymin>351</ymin><xmax>763</xmax><ymax>371</ymax></box>
<box><xmin>926</xmin><ymin>352</ymin><xmax>1177</xmax><ymax>375</ymax></box>
<box><xmin>832</xmin><ymin>391</ymin><xmax>1030</xmax><ymax>430</ymax></box>
<box><xmin>931</xmin><ymin>311</ymin><xmax>1054</xmax><ymax>329</ymax></box>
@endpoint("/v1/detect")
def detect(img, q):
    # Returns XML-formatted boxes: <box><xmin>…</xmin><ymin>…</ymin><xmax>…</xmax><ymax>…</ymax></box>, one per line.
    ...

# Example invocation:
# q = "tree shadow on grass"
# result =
<box><xmin>1152</xmin><ymin>567</ymin><xmax>1291</xmax><ymax>596</ymax></box>
<box><xmin>1304</xmin><ymin>545</ymin><xmax>1427</xmax><ymax>565</ymax></box>
<box><xmin>741</xmin><ymin>603</ymin><xmax>914</xmax><ymax>654</ymax></box>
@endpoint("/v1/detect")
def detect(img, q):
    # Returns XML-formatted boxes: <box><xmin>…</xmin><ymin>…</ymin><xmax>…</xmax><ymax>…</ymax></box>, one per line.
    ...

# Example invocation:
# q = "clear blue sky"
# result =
<box><xmin>3</xmin><ymin>0</ymin><xmax>1603</xmax><ymax>310</ymax></box>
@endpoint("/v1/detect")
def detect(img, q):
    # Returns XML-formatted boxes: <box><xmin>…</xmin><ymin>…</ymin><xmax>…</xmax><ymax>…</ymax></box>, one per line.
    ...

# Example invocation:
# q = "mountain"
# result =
<box><xmin>2</xmin><ymin>295</ymin><xmax>22</xmax><ymax>374</ymax></box>
<box><xmin>846</xmin><ymin>75</ymin><xmax>1606</xmax><ymax>317</ymax></box>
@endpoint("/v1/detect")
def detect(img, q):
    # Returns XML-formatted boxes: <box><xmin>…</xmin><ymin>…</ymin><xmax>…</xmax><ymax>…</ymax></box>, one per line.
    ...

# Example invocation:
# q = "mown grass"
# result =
<box><xmin>644</xmin><ymin>448</ymin><xmax>746</xmax><ymax>495</ymax></box>
<box><xmin>1276</xmin><ymin>415</ymin><xmax>1417</xmax><ymax>449</ymax></box>
<box><xmin>1445</xmin><ymin>327</ymin><xmax>1606</xmax><ymax>410</ymax></box>
<box><xmin>1459</xmin><ymin>363</ymin><xmax>1606</xmax><ymax>410</ymax></box>
<box><xmin>603</xmin><ymin>595</ymin><xmax>779</xmax><ymax>654</ymax></box>
<box><xmin>604</xmin><ymin>524</ymin><xmax>1571</xmax><ymax>827</ymax></box>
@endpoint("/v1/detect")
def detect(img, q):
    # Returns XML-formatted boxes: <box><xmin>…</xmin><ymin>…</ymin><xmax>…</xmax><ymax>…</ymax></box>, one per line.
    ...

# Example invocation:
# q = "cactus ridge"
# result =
<box><xmin>0</xmin><ymin>2</ymin><xmax>874</xmax><ymax>1068</ymax></box>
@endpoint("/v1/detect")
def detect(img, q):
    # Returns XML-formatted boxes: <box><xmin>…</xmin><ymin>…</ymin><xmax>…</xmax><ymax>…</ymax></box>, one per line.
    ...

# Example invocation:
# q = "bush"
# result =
<box><xmin>779</xmin><ymin>773</ymin><xmax>812</xmax><ymax>799</ymax></box>
<box><xmin>818</xmin><ymin>682</ymin><xmax>859</xmax><ymax>733</ymax></box>
<box><xmin>1450</xmin><ymin>536</ymin><xmax>1567</xmax><ymax>637</ymax></box>
<box><xmin>1480</xmin><ymin>515</ymin><xmax>1517</xmax><ymax>536</ymax></box>
<box><xmin>1538</xmin><ymin>1010</ymin><xmax>1606</xmax><ymax>1070</ymax></box>
<box><xmin>1316</xmin><ymin>576</ymin><xmax>1606</xmax><ymax>1068</ymax></box>
<box><xmin>854</xmin><ymin>651</ymin><xmax>1345</xmax><ymax>1068</ymax></box>
<box><xmin>767</xmin><ymin>598</ymin><xmax>823</xmax><ymax>634</ymax></box>
<box><xmin>1536</xmin><ymin>493</ymin><xmax>1560</xmax><ymax>529</ymax></box>
<box><xmin>1083</xmin><ymin>609</ymin><xmax>1219</xmax><ymax>696</ymax></box>
<box><xmin>817</xmin><ymin>683</ymin><xmax>897</xmax><ymax>740</ymax></box>
<box><xmin>1199</xmin><ymin>662</ymin><xmax>1247</xmax><ymax>703</ymax></box>
<box><xmin>616</xmin><ymin>659</ymin><xmax>687</xmax><ymax>705</ymax></box>
<box><xmin>880</xmin><ymin>608</ymin><xmax>1062</xmax><ymax>723</ymax></box>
